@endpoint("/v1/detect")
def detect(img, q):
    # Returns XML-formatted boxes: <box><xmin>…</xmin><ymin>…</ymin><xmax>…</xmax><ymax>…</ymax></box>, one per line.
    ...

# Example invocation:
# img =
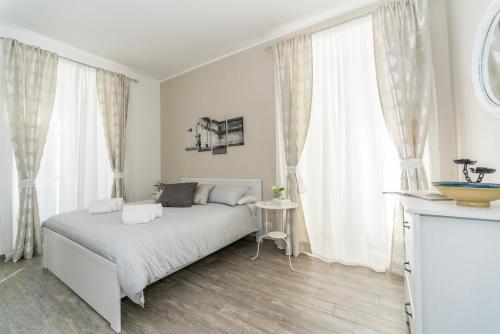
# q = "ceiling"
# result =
<box><xmin>0</xmin><ymin>0</ymin><xmax>373</xmax><ymax>80</ymax></box>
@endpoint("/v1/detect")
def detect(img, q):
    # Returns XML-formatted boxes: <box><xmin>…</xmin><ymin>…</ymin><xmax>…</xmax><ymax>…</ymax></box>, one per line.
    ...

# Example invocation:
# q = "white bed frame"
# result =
<box><xmin>43</xmin><ymin>178</ymin><xmax>262</xmax><ymax>333</ymax></box>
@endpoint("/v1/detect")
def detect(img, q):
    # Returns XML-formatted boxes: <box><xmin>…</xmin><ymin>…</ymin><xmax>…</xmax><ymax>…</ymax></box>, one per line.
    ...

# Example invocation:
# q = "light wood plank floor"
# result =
<box><xmin>0</xmin><ymin>239</ymin><xmax>409</xmax><ymax>334</ymax></box>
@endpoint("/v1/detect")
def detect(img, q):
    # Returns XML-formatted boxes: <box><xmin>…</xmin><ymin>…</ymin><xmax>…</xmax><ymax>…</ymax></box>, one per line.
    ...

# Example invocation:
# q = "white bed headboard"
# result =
<box><xmin>180</xmin><ymin>177</ymin><xmax>262</xmax><ymax>202</ymax></box>
<box><xmin>181</xmin><ymin>178</ymin><xmax>263</xmax><ymax>239</ymax></box>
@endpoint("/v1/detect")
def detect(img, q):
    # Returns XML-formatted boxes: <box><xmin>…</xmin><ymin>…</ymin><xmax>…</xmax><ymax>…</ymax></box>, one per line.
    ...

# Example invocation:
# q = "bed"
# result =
<box><xmin>42</xmin><ymin>178</ymin><xmax>262</xmax><ymax>333</ymax></box>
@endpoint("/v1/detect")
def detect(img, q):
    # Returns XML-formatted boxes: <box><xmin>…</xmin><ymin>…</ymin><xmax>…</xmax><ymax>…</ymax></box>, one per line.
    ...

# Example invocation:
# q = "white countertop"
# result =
<box><xmin>400</xmin><ymin>197</ymin><xmax>500</xmax><ymax>221</ymax></box>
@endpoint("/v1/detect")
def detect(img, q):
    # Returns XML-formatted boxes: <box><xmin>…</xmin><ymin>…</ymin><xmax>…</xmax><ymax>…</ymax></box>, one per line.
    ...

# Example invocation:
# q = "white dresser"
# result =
<box><xmin>400</xmin><ymin>197</ymin><xmax>500</xmax><ymax>334</ymax></box>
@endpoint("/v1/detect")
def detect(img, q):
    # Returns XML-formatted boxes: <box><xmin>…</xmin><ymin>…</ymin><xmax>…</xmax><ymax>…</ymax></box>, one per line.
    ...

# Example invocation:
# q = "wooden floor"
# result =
<box><xmin>0</xmin><ymin>239</ymin><xmax>409</xmax><ymax>334</ymax></box>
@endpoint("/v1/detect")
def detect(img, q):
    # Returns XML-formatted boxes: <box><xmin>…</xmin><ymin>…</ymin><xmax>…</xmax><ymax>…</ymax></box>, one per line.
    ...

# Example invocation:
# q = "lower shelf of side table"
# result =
<box><xmin>267</xmin><ymin>231</ymin><xmax>287</xmax><ymax>239</ymax></box>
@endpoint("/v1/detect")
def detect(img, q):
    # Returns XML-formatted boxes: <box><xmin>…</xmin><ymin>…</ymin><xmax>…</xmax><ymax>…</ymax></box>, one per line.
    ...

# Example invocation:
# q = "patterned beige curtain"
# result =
<box><xmin>1</xmin><ymin>38</ymin><xmax>58</xmax><ymax>262</ymax></box>
<box><xmin>273</xmin><ymin>34</ymin><xmax>313</xmax><ymax>257</ymax></box>
<box><xmin>373</xmin><ymin>0</ymin><xmax>433</xmax><ymax>191</ymax></box>
<box><xmin>373</xmin><ymin>0</ymin><xmax>434</xmax><ymax>272</ymax></box>
<box><xmin>96</xmin><ymin>70</ymin><xmax>130</xmax><ymax>199</ymax></box>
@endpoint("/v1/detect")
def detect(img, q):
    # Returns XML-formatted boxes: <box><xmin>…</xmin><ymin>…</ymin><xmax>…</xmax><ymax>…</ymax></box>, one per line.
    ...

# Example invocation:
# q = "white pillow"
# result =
<box><xmin>208</xmin><ymin>185</ymin><xmax>250</xmax><ymax>206</ymax></box>
<box><xmin>152</xmin><ymin>190</ymin><xmax>163</xmax><ymax>202</ymax></box>
<box><xmin>193</xmin><ymin>184</ymin><xmax>215</xmax><ymax>205</ymax></box>
<box><xmin>237</xmin><ymin>195</ymin><xmax>257</xmax><ymax>205</ymax></box>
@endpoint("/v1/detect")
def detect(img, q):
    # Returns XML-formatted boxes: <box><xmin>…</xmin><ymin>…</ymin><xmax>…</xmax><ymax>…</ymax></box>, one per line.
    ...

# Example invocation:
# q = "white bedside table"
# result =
<box><xmin>251</xmin><ymin>200</ymin><xmax>298</xmax><ymax>271</ymax></box>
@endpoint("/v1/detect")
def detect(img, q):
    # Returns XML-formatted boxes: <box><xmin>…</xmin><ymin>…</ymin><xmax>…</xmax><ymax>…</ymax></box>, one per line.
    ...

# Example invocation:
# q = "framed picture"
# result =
<box><xmin>184</xmin><ymin>127</ymin><xmax>197</xmax><ymax>151</ymax></box>
<box><xmin>227</xmin><ymin>117</ymin><xmax>244</xmax><ymax>146</ymax></box>
<box><xmin>196</xmin><ymin>117</ymin><xmax>211</xmax><ymax>152</ymax></box>
<box><xmin>211</xmin><ymin>119</ymin><xmax>227</xmax><ymax>155</ymax></box>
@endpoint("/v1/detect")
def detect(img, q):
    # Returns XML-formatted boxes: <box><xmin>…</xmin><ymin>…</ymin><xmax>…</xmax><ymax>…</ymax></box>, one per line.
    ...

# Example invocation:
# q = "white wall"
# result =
<box><xmin>0</xmin><ymin>24</ymin><xmax>161</xmax><ymax>254</ymax></box>
<box><xmin>446</xmin><ymin>0</ymin><xmax>500</xmax><ymax>183</ymax></box>
<box><xmin>160</xmin><ymin>45</ymin><xmax>276</xmax><ymax>200</ymax></box>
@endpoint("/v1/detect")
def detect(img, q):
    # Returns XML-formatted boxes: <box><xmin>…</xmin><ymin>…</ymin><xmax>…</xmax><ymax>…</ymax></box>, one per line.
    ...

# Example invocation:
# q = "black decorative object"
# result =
<box><xmin>453</xmin><ymin>159</ymin><xmax>496</xmax><ymax>183</ymax></box>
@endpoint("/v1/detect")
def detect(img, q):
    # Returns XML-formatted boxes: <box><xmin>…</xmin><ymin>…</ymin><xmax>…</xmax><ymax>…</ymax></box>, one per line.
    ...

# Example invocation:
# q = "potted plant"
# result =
<box><xmin>272</xmin><ymin>186</ymin><xmax>286</xmax><ymax>205</ymax></box>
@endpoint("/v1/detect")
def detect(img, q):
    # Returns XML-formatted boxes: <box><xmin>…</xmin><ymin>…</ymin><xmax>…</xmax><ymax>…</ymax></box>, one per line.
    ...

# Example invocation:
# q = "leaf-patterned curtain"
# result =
<box><xmin>373</xmin><ymin>0</ymin><xmax>433</xmax><ymax>191</ymax></box>
<box><xmin>1</xmin><ymin>38</ymin><xmax>58</xmax><ymax>262</ymax></box>
<box><xmin>373</xmin><ymin>0</ymin><xmax>434</xmax><ymax>273</ymax></box>
<box><xmin>96</xmin><ymin>70</ymin><xmax>130</xmax><ymax>199</ymax></box>
<box><xmin>273</xmin><ymin>34</ymin><xmax>313</xmax><ymax>257</ymax></box>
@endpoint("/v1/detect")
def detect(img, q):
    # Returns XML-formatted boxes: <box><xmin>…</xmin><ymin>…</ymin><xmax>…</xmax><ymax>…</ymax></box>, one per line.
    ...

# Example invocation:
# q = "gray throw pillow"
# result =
<box><xmin>193</xmin><ymin>184</ymin><xmax>215</xmax><ymax>205</ymax></box>
<box><xmin>158</xmin><ymin>182</ymin><xmax>198</xmax><ymax>207</ymax></box>
<box><xmin>208</xmin><ymin>185</ymin><xmax>250</xmax><ymax>206</ymax></box>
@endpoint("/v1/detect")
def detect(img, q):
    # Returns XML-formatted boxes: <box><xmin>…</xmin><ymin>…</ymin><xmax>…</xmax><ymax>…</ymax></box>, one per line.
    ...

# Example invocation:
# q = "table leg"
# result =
<box><xmin>265</xmin><ymin>209</ymin><xmax>268</xmax><ymax>235</ymax></box>
<box><xmin>251</xmin><ymin>235</ymin><xmax>266</xmax><ymax>260</ymax></box>
<box><xmin>283</xmin><ymin>237</ymin><xmax>295</xmax><ymax>271</ymax></box>
<box><xmin>283</xmin><ymin>209</ymin><xmax>291</xmax><ymax>256</ymax></box>
<box><xmin>281</xmin><ymin>209</ymin><xmax>285</xmax><ymax>232</ymax></box>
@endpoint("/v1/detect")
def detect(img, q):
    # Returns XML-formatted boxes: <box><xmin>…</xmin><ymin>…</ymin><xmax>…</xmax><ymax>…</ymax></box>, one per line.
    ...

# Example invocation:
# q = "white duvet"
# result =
<box><xmin>42</xmin><ymin>203</ymin><xmax>258</xmax><ymax>305</ymax></box>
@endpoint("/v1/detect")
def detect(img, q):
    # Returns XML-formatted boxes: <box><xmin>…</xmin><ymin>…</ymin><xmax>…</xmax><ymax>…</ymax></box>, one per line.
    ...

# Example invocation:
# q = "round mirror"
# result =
<box><xmin>473</xmin><ymin>0</ymin><xmax>500</xmax><ymax>117</ymax></box>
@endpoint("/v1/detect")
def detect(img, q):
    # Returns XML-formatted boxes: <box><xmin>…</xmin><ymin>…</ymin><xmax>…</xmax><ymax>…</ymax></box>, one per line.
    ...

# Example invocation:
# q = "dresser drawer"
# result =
<box><xmin>404</xmin><ymin>268</ymin><xmax>415</xmax><ymax>309</ymax></box>
<box><xmin>403</xmin><ymin>211</ymin><xmax>414</xmax><ymax>256</ymax></box>
<box><xmin>403</xmin><ymin>211</ymin><xmax>416</xmax><ymax>318</ymax></box>
<box><xmin>405</xmin><ymin>276</ymin><xmax>416</xmax><ymax>333</ymax></box>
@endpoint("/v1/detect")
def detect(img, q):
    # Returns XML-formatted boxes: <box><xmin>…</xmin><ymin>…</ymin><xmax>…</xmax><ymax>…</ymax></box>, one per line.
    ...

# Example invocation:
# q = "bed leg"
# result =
<box><xmin>109</xmin><ymin>304</ymin><xmax>121</xmax><ymax>333</ymax></box>
<box><xmin>110</xmin><ymin>283</ymin><xmax>122</xmax><ymax>333</ymax></box>
<box><xmin>111</xmin><ymin>320</ymin><xmax>121</xmax><ymax>333</ymax></box>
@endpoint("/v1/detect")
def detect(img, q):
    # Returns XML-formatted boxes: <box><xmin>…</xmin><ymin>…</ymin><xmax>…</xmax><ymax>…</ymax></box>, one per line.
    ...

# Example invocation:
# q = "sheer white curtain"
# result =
<box><xmin>37</xmin><ymin>59</ymin><xmax>112</xmax><ymax>222</ymax></box>
<box><xmin>298</xmin><ymin>15</ymin><xmax>399</xmax><ymax>271</ymax></box>
<box><xmin>0</xmin><ymin>40</ymin><xmax>15</xmax><ymax>254</ymax></box>
<box><xmin>0</xmin><ymin>39</ymin><xmax>17</xmax><ymax>256</ymax></box>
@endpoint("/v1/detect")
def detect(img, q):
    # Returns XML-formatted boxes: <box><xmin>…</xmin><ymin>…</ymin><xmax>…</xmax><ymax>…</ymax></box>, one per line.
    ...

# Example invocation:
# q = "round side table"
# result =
<box><xmin>251</xmin><ymin>200</ymin><xmax>298</xmax><ymax>271</ymax></box>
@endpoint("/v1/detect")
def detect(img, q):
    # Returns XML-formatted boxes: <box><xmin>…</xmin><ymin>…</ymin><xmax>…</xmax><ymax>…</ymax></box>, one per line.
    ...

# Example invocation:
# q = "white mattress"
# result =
<box><xmin>42</xmin><ymin>203</ymin><xmax>258</xmax><ymax>305</ymax></box>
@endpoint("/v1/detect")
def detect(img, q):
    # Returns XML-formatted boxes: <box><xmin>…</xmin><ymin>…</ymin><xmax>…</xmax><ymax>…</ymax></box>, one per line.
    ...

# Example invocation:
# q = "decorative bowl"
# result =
<box><xmin>432</xmin><ymin>182</ymin><xmax>500</xmax><ymax>207</ymax></box>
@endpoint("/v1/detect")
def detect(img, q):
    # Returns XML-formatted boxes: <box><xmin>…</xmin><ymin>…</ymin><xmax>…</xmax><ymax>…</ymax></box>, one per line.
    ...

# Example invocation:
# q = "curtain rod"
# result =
<box><xmin>59</xmin><ymin>56</ymin><xmax>139</xmax><ymax>83</ymax></box>
<box><xmin>0</xmin><ymin>37</ymin><xmax>139</xmax><ymax>83</ymax></box>
<box><xmin>265</xmin><ymin>1</ymin><xmax>383</xmax><ymax>50</ymax></box>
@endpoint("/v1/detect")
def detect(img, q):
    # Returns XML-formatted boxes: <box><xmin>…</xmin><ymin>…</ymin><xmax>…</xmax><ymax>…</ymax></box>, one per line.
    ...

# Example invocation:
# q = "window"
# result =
<box><xmin>0</xmin><ymin>58</ymin><xmax>113</xmax><ymax>253</ymax></box>
<box><xmin>37</xmin><ymin>59</ymin><xmax>112</xmax><ymax>222</ymax></box>
<box><xmin>0</xmin><ymin>93</ymin><xmax>15</xmax><ymax>255</ymax></box>
<box><xmin>297</xmin><ymin>15</ymin><xmax>399</xmax><ymax>270</ymax></box>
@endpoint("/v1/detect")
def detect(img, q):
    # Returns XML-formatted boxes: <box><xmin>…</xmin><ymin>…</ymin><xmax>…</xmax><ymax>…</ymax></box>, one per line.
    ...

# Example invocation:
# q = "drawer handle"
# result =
<box><xmin>403</xmin><ymin>221</ymin><xmax>411</xmax><ymax>229</ymax></box>
<box><xmin>405</xmin><ymin>302</ymin><xmax>413</xmax><ymax>318</ymax></box>
<box><xmin>404</xmin><ymin>261</ymin><xmax>412</xmax><ymax>274</ymax></box>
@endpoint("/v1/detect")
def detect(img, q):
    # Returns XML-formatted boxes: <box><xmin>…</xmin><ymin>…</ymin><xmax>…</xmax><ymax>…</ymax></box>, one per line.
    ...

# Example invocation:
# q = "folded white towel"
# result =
<box><xmin>121</xmin><ymin>203</ymin><xmax>163</xmax><ymax>225</ymax></box>
<box><xmin>88</xmin><ymin>198</ymin><xmax>124</xmax><ymax>214</ymax></box>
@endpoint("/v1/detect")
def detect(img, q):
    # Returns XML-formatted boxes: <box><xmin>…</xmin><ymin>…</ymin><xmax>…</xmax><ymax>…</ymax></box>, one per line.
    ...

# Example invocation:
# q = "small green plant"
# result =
<box><xmin>272</xmin><ymin>186</ymin><xmax>285</xmax><ymax>199</ymax></box>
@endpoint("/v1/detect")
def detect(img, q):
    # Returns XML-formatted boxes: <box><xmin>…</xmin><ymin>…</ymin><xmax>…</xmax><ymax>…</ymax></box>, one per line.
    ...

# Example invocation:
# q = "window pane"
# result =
<box><xmin>37</xmin><ymin>59</ymin><xmax>112</xmax><ymax>222</ymax></box>
<box><xmin>298</xmin><ymin>15</ymin><xmax>399</xmax><ymax>270</ymax></box>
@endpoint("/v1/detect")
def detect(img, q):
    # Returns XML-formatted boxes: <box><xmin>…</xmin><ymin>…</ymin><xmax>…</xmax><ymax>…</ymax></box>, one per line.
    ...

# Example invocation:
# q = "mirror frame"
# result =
<box><xmin>472</xmin><ymin>0</ymin><xmax>500</xmax><ymax>118</ymax></box>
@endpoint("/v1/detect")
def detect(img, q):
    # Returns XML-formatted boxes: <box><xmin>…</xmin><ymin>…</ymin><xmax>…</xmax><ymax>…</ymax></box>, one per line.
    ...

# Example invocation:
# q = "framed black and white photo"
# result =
<box><xmin>227</xmin><ymin>116</ymin><xmax>244</xmax><ymax>146</ymax></box>
<box><xmin>184</xmin><ymin>127</ymin><xmax>197</xmax><ymax>151</ymax></box>
<box><xmin>211</xmin><ymin>119</ymin><xmax>227</xmax><ymax>155</ymax></box>
<box><xmin>196</xmin><ymin>117</ymin><xmax>211</xmax><ymax>152</ymax></box>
